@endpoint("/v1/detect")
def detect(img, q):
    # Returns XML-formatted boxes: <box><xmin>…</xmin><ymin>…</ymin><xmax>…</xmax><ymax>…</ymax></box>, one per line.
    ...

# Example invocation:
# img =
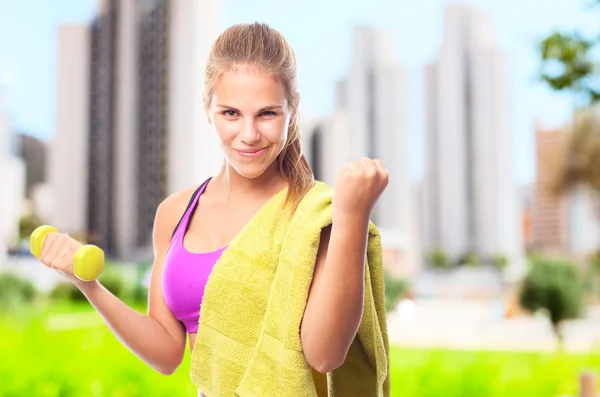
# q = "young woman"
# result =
<box><xmin>38</xmin><ymin>22</ymin><xmax>389</xmax><ymax>396</ymax></box>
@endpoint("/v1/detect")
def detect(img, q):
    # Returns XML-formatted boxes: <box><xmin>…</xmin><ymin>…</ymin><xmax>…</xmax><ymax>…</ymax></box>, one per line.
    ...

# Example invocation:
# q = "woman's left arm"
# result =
<box><xmin>300</xmin><ymin>157</ymin><xmax>388</xmax><ymax>374</ymax></box>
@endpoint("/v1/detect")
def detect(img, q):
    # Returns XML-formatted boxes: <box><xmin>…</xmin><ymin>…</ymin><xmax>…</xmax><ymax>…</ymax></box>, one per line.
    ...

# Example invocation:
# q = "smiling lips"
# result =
<box><xmin>235</xmin><ymin>147</ymin><xmax>268</xmax><ymax>158</ymax></box>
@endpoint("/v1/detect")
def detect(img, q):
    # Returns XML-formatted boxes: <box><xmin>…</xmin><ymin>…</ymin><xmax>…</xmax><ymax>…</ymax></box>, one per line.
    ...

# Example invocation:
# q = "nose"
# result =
<box><xmin>240</xmin><ymin>119</ymin><xmax>261</xmax><ymax>145</ymax></box>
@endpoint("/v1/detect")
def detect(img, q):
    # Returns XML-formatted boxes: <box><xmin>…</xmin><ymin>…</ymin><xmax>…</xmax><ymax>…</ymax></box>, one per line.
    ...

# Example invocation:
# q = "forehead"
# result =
<box><xmin>212</xmin><ymin>68</ymin><xmax>287</xmax><ymax>108</ymax></box>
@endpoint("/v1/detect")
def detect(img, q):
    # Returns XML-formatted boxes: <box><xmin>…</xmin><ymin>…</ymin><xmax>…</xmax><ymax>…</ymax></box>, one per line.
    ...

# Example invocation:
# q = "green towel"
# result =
<box><xmin>190</xmin><ymin>181</ymin><xmax>390</xmax><ymax>396</ymax></box>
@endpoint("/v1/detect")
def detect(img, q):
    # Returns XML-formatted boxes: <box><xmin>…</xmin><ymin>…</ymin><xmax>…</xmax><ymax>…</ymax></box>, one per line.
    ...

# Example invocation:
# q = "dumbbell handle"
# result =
<box><xmin>30</xmin><ymin>225</ymin><xmax>105</xmax><ymax>282</ymax></box>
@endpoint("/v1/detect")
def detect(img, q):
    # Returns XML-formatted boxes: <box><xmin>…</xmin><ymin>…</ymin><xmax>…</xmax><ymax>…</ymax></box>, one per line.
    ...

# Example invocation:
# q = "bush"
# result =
<box><xmin>519</xmin><ymin>258</ymin><xmax>585</xmax><ymax>348</ymax></box>
<box><xmin>19</xmin><ymin>213</ymin><xmax>43</xmax><ymax>240</ymax></box>
<box><xmin>0</xmin><ymin>272</ymin><xmax>37</xmax><ymax>311</ymax></box>
<box><xmin>427</xmin><ymin>248</ymin><xmax>450</xmax><ymax>269</ymax></box>
<box><xmin>384</xmin><ymin>270</ymin><xmax>409</xmax><ymax>312</ymax></box>
<box><xmin>49</xmin><ymin>265</ymin><xmax>128</xmax><ymax>303</ymax></box>
<box><xmin>456</xmin><ymin>251</ymin><xmax>479</xmax><ymax>267</ymax></box>
<box><xmin>131</xmin><ymin>263</ymin><xmax>151</xmax><ymax>305</ymax></box>
<box><xmin>98</xmin><ymin>266</ymin><xmax>126</xmax><ymax>298</ymax></box>
<box><xmin>493</xmin><ymin>254</ymin><xmax>508</xmax><ymax>270</ymax></box>
<box><xmin>49</xmin><ymin>281</ymin><xmax>86</xmax><ymax>302</ymax></box>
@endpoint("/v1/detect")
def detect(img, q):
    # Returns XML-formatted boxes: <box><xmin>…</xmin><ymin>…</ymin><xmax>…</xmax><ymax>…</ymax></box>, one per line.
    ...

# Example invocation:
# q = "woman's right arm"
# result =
<box><xmin>40</xmin><ymin>191</ymin><xmax>191</xmax><ymax>375</ymax></box>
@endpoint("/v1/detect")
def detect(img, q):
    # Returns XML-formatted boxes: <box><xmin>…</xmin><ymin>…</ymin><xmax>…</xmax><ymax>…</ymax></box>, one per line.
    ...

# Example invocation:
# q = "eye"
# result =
<box><xmin>260</xmin><ymin>111</ymin><xmax>277</xmax><ymax>118</ymax></box>
<box><xmin>221</xmin><ymin>110</ymin><xmax>238</xmax><ymax>118</ymax></box>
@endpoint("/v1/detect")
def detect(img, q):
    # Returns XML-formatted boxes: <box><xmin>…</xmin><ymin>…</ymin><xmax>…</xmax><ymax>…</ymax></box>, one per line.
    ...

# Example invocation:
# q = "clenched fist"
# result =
<box><xmin>39</xmin><ymin>232</ymin><xmax>85</xmax><ymax>285</ymax></box>
<box><xmin>333</xmin><ymin>157</ymin><xmax>389</xmax><ymax>220</ymax></box>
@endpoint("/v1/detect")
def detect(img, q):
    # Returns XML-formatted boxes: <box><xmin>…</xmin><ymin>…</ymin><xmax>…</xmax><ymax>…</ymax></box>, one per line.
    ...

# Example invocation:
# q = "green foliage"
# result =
<box><xmin>49</xmin><ymin>264</ymin><xmax>130</xmax><ymax>304</ymax></box>
<box><xmin>384</xmin><ymin>271</ymin><xmax>409</xmax><ymax>312</ymax></box>
<box><xmin>519</xmin><ymin>259</ymin><xmax>585</xmax><ymax>347</ymax></box>
<box><xmin>492</xmin><ymin>254</ymin><xmax>509</xmax><ymax>270</ymax></box>
<box><xmin>98</xmin><ymin>266</ymin><xmax>126</xmax><ymax>298</ymax></box>
<box><xmin>537</xmin><ymin>2</ymin><xmax>600</xmax><ymax>202</ymax></box>
<box><xmin>49</xmin><ymin>282</ymin><xmax>86</xmax><ymax>302</ymax></box>
<box><xmin>589</xmin><ymin>250</ymin><xmax>600</xmax><ymax>275</ymax></box>
<box><xmin>427</xmin><ymin>248</ymin><xmax>450</xmax><ymax>269</ymax></box>
<box><xmin>19</xmin><ymin>213</ymin><xmax>43</xmax><ymax>241</ymax></box>
<box><xmin>539</xmin><ymin>31</ymin><xmax>598</xmax><ymax>105</ymax></box>
<box><xmin>131</xmin><ymin>263</ymin><xmax>151</xmax><ymax>305</ymax></box>
<box><xmin>456</xmin><ymin>251</ymin><xmax>479</xmax><ymax>267</ymax></box>
<box><xmin>0</xmin><ymin>272</ymin><xmax>36</xmax><ymax>311</ymax></box>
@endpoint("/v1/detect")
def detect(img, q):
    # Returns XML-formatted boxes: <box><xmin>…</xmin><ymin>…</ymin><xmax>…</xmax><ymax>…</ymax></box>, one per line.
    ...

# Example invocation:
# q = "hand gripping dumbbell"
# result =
<box><xmin>30</xmin><ymin>225</ymin><xmax>104</xmax><ymax>282</ymax></box>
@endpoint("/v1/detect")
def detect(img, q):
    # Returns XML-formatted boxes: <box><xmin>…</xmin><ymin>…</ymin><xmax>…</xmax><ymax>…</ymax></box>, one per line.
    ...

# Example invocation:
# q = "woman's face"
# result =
<box><xmin>207</xmin><ymin>68</ymin><xmax>293</xmax><ymax>179</ymax></box>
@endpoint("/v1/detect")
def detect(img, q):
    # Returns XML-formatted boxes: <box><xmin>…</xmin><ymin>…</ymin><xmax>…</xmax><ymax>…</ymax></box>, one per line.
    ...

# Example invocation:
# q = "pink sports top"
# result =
<box><xmin>162</xmin><ymin>178</ymin><xmax>226</xmax><ymax>333</ymax></box>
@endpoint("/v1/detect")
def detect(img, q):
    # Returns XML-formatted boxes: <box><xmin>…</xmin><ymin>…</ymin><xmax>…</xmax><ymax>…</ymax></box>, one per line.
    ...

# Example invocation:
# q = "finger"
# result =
<box><xmin>359</xmin><ymin>157</ymin><xmax>373</xmax><ymax>167</ymax></box>
<box><xmin>40</xmin><ymin>233</ymin><xmax>59</xmax><ymax>267</ymax></box>
<box><xmin>45</xmin><ymin>233</ymin><xmax>68</xmax><ymax>269</ymax></box>
<box><xmin>373</xmin><ymin>159</ymin><xmax>386</xmax><ymax>172</ymax></box>
<box><xmin>359</xmin><ymin>157</ymin><xmax>378</xmax><ymax>176</ymax></box>
<box><xmin>51</xmin><ymin>240</ymin><xmax>72</xmax><ymax>271</ymax></box>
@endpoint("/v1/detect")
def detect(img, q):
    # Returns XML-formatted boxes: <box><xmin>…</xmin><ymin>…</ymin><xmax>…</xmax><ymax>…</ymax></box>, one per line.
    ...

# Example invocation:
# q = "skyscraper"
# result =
<box><xmin>52</xmin><ymin>0</ymin><xmax>221</xmax><ymax>260</ymax></box>
<box><xmin>338</xmin><ymin>26</ymin><xmax>412</xmax><ymax>234</ymax></box>
<box><xmin>50</xmin><ymin>24</ymin><xmax>90</xmax><ymax>240</ymax></box>
<box><xmin>15</xmin><ymin>133</ymin><xmax>47</xmax><ymax>199</ymax></box>
<box><xmin>304</xmin><ymin>25</ymin><xmax>420</xmax><ymax>275</ymax></box>
<box><xmin>0</xmin><ymin>96</ymin><xmax>26</xmax><ymax>261</ymax></box>
<box><xmin>87</xmin><ymin>1</ymin><xmax>117</xmax><ymax>255</ymax></box>
<box><xmin>423</xmin><ymin>3</ymin><xmax>523</xmax><ymax>266</ymax></box>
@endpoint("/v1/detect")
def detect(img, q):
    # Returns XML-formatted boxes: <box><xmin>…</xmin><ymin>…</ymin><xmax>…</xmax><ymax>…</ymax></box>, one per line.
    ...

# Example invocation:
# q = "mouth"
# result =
<box><xmin>235</xmin><ymin>147</ymin><xmax>269</xmax><ymax>158</ymax></box>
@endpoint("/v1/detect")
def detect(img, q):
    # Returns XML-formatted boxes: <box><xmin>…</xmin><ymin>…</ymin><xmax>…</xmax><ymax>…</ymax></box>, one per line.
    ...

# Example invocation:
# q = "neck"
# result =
<box><xmin>211</xmin><ymin>159</ymin><xmax>288</xmax><ymax>201</ymax></box>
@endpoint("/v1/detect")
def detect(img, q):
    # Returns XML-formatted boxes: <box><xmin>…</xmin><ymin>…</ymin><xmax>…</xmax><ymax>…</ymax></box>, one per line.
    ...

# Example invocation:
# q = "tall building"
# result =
<box><xmin>52</xmin><ymin>0</ymin><xmax>221</xmax><ymax>259</ymax></box>
<box><xmin>15</xmin><ymin>133</ymin><xmax>47</xmax><ymax>199</ymax></box>
<box><xmin>337</xmin><ymin>26</ymin><xmax>413</xmax><ymax>233</ymax></box>
<box><xmin>0</xmin><ymin>97</ymin><xmax>26</xmax><ymax>262</ymax></box>
<box><xmin>423</xmin><ymin>4</ymin><xmax>523</xmax><ymax>267</ymax></box>
<box><xmin>167</xmin><ymin>0</ymin><xmax>222</xmax><ymax>197</ymax></box>
<box><xmin>87</xmin><ymin>2</ymin><xmax>116</xmax><ymax>255</ymax></box>
<box><xmin>530</xmin><ymin>123</ymin><xmax>569</xmax><ymax>251</ymax></box>
<box><xmin>50</xmin><ymin>24</ymin><xmax>90</xmax><ymax>239</ymax></box>
<box><xmin>304</xmin><ymin>26</ymin><xmax>420</xmax><ymax>276</ymax></box>
<box><xmin>301</xmin><ymin>111</ymin><xmax>351</xmax><ymax>186</ymax></box>
<box><xmin>531</xmin><ymin>121</ymin><xmax>600</xmax><ymax>257</ymax></box>
<box><xmin>137</xmin><ymin>0</ymin><xmax>170</xmax><ymax>249</ymax></box>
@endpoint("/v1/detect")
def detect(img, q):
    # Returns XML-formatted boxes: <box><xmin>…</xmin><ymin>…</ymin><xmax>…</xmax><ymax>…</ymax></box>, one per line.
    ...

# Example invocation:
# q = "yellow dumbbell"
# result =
<box><xmin>30</xmin><ymin>225</ymin><xmax>104</xmax><ymax>282</ymax></box>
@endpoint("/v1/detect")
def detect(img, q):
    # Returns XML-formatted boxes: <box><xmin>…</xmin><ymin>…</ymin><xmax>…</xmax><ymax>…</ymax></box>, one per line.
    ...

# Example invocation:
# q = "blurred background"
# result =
<box><xmin>1</xmin><ymin>0</ymin><xmax>600</xmax><ymax>396</ymax></box>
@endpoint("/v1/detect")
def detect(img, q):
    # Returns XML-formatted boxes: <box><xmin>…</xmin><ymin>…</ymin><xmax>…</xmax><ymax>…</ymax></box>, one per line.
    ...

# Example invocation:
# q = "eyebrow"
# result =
<box><xmin>216</xmin><ymin>104</ymin><xmax>282</xmax><ymax>113</ymax></box>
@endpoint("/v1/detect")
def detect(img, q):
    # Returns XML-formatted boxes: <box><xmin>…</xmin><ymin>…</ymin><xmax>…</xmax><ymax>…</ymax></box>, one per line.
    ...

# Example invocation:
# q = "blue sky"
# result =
<box><xmin>0</xmin><ymin>0</ymin><xmax>596</xmax><ymax>183</ymax></box>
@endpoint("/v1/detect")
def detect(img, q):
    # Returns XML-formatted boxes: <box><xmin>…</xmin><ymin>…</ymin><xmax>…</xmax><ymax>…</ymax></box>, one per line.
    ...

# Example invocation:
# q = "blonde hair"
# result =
<box><xmin>203</xmin><ymin>22</ymin><xmax>314</xmax><ymax>213</ymax></box>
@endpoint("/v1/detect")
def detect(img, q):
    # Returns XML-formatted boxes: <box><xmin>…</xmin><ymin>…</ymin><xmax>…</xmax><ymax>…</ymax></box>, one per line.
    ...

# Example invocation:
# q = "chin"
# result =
<box><xmin>231</xmin><ymin>163</ymin><xmax>271</xmax><ymax>179</ymax></box>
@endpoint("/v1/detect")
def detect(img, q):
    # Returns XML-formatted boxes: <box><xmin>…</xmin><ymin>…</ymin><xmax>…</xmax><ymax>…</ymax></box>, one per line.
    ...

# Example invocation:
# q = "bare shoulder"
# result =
<box><xmin>153</xmin><ymin>183</ymin><xmax>205</xmax><ymax>252</ymax></box>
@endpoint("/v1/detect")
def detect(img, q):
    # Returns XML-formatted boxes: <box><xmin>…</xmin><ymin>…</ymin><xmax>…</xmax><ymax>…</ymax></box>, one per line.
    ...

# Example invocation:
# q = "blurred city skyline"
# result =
<box><xmin>0</xmin><ymin>0</ymin><xmax>597</xmax><ymax>186</ymax></box>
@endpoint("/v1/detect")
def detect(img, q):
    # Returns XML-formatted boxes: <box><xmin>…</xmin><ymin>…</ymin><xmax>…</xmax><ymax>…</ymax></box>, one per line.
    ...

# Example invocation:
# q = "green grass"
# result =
<box><xmin>0</xmin><ymin>303</ymin><xmax>599</xmax><ymax>397</ymax></box>
<box><xmin>390</xmin><ymin>348</ymin><xmax>600</xmax><ymax>397</ymax></box>
<box><xmin>0</xmin><ymin>304</ymin><xmax>195</xmax><ymax>397</ymax></box>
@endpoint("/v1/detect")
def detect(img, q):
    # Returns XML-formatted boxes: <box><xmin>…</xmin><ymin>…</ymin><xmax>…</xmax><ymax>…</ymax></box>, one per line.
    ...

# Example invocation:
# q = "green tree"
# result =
<box><xmin>519</xmin><ymin>259</ymin><xmax>585</xmax><ymax>349</ymax></box>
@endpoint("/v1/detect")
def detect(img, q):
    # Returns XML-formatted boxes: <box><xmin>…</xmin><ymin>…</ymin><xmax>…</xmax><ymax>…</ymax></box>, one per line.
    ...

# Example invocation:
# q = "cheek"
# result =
<box><xmin>261</xmin><ymin>118</ymin><xmax>289</xmax><ymax>145</ymax></box>
<box><xmin>212</xmin><ymin>118</ymin><xmax>239</xmax><ymax>142</ymax></box>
